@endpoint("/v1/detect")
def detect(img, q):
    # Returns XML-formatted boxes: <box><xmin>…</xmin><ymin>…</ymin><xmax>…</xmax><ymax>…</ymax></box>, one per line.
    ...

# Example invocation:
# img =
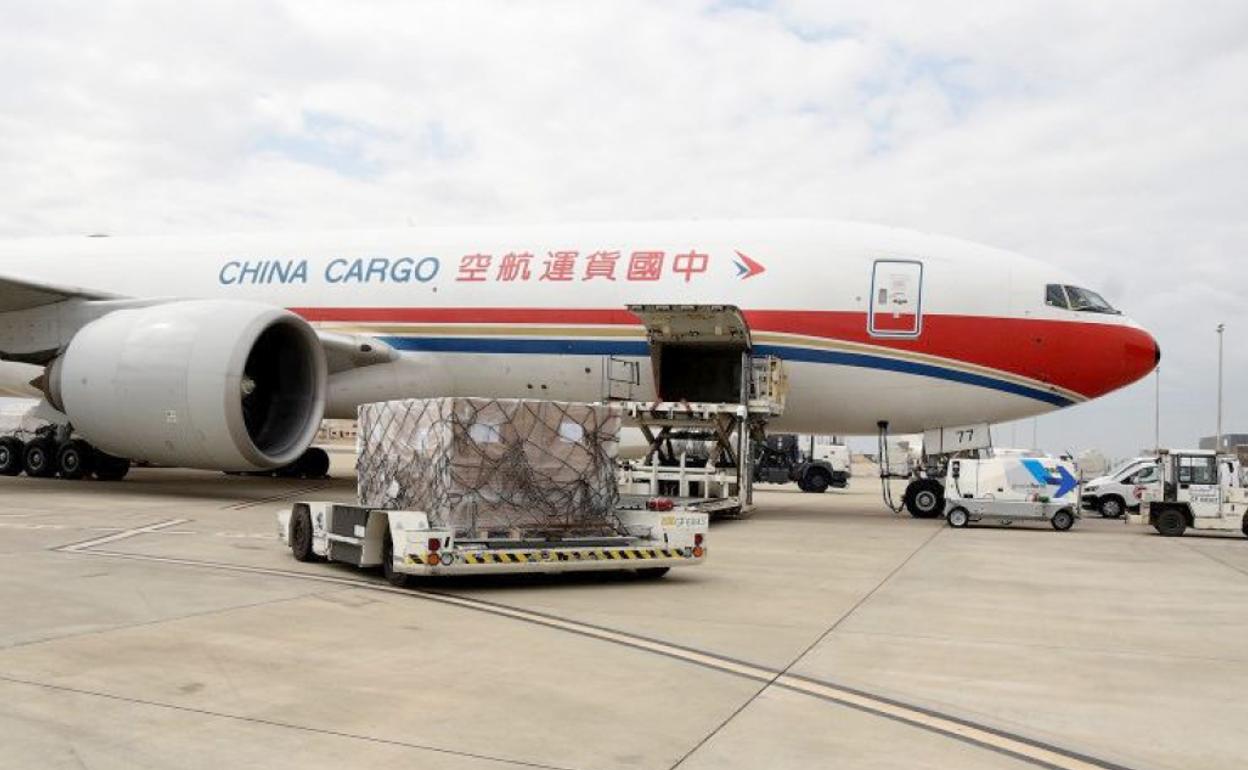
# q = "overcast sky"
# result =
<box><xmin>0</xmin><ymin>0</ymin><xmax>1244</xmax><ymax>459</ymax></box>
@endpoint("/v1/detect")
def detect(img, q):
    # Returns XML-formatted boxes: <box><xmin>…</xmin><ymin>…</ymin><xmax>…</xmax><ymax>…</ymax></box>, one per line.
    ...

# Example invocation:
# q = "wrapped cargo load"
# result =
<box><xmin>357</xmin><ymin>398</ymin><xmax>624</xmax><ymax>537</ymax></box>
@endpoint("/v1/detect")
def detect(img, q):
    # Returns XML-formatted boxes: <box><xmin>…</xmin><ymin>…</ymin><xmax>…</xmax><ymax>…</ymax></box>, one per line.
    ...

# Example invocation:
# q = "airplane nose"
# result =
<box><xmin>1121</xmin><ymin>325</ymin><xmax>1160</xmax><ymax>387</ymax></box>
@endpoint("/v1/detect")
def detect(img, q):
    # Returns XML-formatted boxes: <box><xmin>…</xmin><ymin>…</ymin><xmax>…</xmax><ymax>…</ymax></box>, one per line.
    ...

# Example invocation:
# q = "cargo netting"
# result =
<box><xmin>357</xmin><ymin>398</ymin><xmax>624</xmax><ymax>538</ymax></box>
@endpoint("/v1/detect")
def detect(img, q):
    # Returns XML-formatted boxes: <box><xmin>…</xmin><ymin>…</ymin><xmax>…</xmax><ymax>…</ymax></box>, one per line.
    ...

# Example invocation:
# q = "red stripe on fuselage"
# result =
<box><xmin>291</xmin><ymin>307</ymin><xmax>1156</xmax><ymax>400</ymax></box>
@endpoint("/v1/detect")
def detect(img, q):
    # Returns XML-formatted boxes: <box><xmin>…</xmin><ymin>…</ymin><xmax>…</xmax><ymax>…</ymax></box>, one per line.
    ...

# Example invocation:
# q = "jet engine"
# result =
<box><xmin>44</xmin><ymin>300</ymin><xmax>326</xmax><ymax>471</ymax></box>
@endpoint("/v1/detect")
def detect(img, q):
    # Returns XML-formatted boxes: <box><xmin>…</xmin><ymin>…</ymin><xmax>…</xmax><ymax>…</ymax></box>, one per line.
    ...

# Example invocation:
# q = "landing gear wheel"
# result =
<box><xmin>947</xmin><ymin>507</ymin><xmax>970</xmax><ymax>528</ymax></box>
<box><xmin>23</xmin><ymin>438</ymin><xmax>57</xmax><ymax>478</ymax></box>
<box><xmin>381</xmin><ymin>531</ymin><xmax>409</xmax><ymax>588</ymax></box>
<box><xmin>1051</xmin><ymin>509</ymin><xmax>1075</xmax><ymax>531</ymax></box>
<box><xmin>1098</xmin><ymin>496</ymin><xmax>1125</xmax><ymax>519</ymax></box>
<box><xmin>289</xmin><ymin>506</ymin><xmax>316</xmax><ymax>562</ymax></box>
<box><xmin>300</xmin><ymin>447</ymin><xmax>330</xmax><ymax>479</ymax></box>
<box><xmin>1154</xmin><ymin>508</ymin><xmax>1187</xmax><ymax>537</ymax></box>
<box><xmin>903</xmin><ymin>479</ymin><xmax>945</xmax><ymax>519</ymax></box>
<box><xmin>57</xmin><ymin>440</ymin><xmax>95</xmax><ymax>480</ymax></box>
<box><xmin>93</xmin><ymin>454</ymin><xmax>131</xmax><ymax>481</ymax></box>
<box><xmin>0</xmin><ymin>437</ymin><xmax>23</xmax><ymax>476</ymax></box>
<box><xmin>636</xmin><ymin>567</ymin><xmax>671</xmax><ymax>579</ymax></box>
<box><xmin>802</xmin><ymin>469</ymin><xmax>830</xmax><ymax>494</ymax></box>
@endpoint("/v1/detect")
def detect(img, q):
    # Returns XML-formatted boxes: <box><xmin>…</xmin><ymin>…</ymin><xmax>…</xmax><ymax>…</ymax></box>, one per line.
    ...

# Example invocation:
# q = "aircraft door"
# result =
<box><xmin>869</xmin><ymin>260</ymin><xmax>924</xmax><ymax>338</ymax></box>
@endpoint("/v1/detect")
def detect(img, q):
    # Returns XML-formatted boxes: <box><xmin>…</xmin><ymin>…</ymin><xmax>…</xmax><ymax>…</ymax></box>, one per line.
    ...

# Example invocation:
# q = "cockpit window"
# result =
<box><xmin>1045</xmin><ymin>284</ymin><xmax>1119</xmax><ymax>314</ymax></box>
<box><xmin>1045</xmin><ymin>284</ymin><xmax>1070</xmax><ymax>309</ymax></box>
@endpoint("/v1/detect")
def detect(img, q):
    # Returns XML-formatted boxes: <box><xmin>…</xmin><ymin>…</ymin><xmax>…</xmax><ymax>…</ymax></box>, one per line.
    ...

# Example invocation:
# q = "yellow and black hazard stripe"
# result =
<box><xmin>457</xmin><ymin>548</ymin><xmax>688</xmax><ymax>566</ymax></box>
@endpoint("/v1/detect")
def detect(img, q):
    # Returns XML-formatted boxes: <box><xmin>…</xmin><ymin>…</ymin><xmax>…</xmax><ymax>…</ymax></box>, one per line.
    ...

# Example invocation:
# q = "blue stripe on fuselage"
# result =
<box><xmin>377</xmin><ymin>335</ymin><xmax>1074</xmax><ymax>407</ymax></box>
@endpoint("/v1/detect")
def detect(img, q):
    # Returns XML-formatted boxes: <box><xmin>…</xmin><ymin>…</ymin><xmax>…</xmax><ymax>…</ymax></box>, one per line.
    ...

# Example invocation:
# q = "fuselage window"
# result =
<box><xmin>1045</xmin><ymin>284</ymin><xmax>1070</xmax><ymax>309</ymax></box>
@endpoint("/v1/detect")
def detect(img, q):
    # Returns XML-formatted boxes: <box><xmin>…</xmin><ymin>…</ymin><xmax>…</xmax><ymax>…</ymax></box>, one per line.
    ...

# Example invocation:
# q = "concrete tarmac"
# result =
<box><xmin>1</xmin><ymin>460</ymin><xmax>1246</xmax><ymax>769</ymax></box>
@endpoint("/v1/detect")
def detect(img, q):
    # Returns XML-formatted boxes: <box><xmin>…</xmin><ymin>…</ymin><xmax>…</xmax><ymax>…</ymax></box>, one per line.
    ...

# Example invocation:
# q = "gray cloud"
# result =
<box><xmin>0</xmin><ymin>0</ymin><xmax>1243</xmax><ymax>457</ymax></box>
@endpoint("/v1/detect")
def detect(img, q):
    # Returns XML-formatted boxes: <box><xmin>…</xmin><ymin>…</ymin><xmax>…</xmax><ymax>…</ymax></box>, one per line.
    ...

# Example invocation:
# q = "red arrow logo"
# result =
<box><xmin>733</xmin><ymin>251</ymin><xmax>766</xmax><ymax>279</ymax></box>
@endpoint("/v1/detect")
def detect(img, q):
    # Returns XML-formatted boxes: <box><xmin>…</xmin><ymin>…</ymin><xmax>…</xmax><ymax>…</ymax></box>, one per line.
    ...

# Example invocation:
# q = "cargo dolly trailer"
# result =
<box><xmin>278</xmin><ymin>499</ymin><xmax>707</xmax><ymax>585</ymax></box>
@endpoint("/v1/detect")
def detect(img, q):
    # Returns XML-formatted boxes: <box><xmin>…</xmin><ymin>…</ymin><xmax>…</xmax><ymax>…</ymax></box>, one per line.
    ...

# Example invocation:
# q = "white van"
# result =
<box><xmin>1081</xmin><ymin>457</ymin><xmax>1160</xmax><ymax>518</ymax></box>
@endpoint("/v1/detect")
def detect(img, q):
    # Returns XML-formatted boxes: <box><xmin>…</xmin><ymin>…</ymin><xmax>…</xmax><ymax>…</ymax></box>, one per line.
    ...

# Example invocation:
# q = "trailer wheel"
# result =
<box><xmin>23</xmin><ymin>438</ymin><xmax>57</xmax><ymax>478</ymax></box>
<box><xmin>946</xmin><ymin>507</ymin><xmax>970</xmax><ymax>528</ymax></box>
<box><xmin>1154</xmin><ymin>508</ymin><xmax>1187</xmax><ymax>537</ymax></box>
<box><xmin>802</xmin><ymin>468</ymin><xmax>831</xmax><ymax>494</ymax></box>
<box><xmin>289</xmin><ymin>506</ymin><xmax>316</xmax><ymax>562</ymax></box>
<box><xmin>381</xmin><ymin>531</ymin><xmax>410</xmax><ymax>588</ymax></box>
<box><xmin>57</xmin><ymin>440</ymin><xmax>95</xmax><ymax>480</ymax></box>
<box><xmin>1051</xmin><ymin>509</ymin><xmax>1075</xmax><ymax>531</ymax></box>
<box><xmin>1242</xmin><ymin>513</ymin><xmax>1248</xmax><ymax>538</ymax></box>
<box><xmin>0</xmin><ymin>437</ymin><xmax>23</xmax><ymax>476</ymax></box>
<box><xmin>903</xmin><ymin>479</ymin><xmax>945</xmax><ymax>518</ymax></box>
<box><xmin>635</xmin><ymin>567</ymin><xmax>671</xmax><ymax>579</ymax></box>
<box><xmin>1098</xmin><ymin>496</ymin><xmax>1125</xmax><ymax>519</ymax></box>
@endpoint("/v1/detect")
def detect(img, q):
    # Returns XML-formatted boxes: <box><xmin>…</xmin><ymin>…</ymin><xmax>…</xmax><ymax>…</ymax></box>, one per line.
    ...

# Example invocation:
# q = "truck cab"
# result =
<box><xmin>1133</xmin><ymin>450</ymin><xmax>1247</xmax><ymax>537</ymax></box>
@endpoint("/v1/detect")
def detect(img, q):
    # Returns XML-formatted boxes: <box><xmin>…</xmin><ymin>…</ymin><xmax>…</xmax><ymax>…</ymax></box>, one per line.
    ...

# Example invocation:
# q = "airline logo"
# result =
<box><xmin>733</xmin><ymin>251</ymin><xmax>766</xmax><ymax>279</ymax></box>
<box><xmin>217</xmin><ymin>248</ymin><xmax>764</xmax><ymax>287</ymax></box>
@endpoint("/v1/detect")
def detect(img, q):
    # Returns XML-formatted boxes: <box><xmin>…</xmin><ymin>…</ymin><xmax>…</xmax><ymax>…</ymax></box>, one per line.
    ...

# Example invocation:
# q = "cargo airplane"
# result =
<box><xmin>0</xmin><ymin>220</ymin><xmax>1158</xmax><ymax>516</ymax></box>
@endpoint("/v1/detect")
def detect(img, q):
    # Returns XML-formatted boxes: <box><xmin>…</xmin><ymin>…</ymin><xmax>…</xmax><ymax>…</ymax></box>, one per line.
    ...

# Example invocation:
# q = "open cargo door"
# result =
<box><xmin>627</xmin><ymin>304</ymin><xmax>752</xmax><ymax>403</ymax></box>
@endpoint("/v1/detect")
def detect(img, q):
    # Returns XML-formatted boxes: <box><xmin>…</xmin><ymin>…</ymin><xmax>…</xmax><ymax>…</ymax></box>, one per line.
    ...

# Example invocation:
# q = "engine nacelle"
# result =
<box><xmin>47</xmin><ymin>300</ymin><xmax>327</xmax><ymax>471</ymax></box>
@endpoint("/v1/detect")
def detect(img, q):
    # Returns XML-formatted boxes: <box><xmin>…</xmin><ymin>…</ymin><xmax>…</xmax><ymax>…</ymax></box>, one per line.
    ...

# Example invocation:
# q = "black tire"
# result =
<box><xmin>803</xmin><ymin>468</ymin><xmax>831</xmax><ymax>494</ymax></box>
<box><xmin>1241</xmin><ymin>513</ymin><xmax>1248</xmax><ymax>539</ymax></box>
<box><xmin>93</xmin><ymin>454</ymin><xmax>131</xmax><ymax>481</ymax></box>
<box><xmin>57</xmin><ymin>440</ymin><xmax>95</xmax><ymax>480</ymax></box>
<box><xmin>1051</xmin><ymin>509</ymin><xmax>1075</xmax><ymax>531</ymax></box>
<box><xmin>0</xmin><ymin>437</ymin><xmax>23</xmax><ymax>476</ymax></box>
<box><xmin>23</xmin><ymin>438</ymin><xmax>57</xmax><ymax>478</ymax></box>
<box><xmin>1154</xmin><ymin>508</ymin><xmax>1187</xmax><ymax>537</ymax></box>
<box><xmin>289</xmin><ymin>506</ymin><xmax>316</xmax><ymax>562</ymax></box>
<box><xmin>946</xmin><ymin>507</ymin><xmax>970</xmax><ymax>528</ymax></box>
<box><xmin>636</xmin><ymin>567</ymin><xmax>671</xmax><ymax>579</ymax></box>
<box><xmin>381</xmin><ymin>530</ymin><xmax>409</xmax><ymax>587</ymax></box>
<box><xmin>1098</xmin><ymin>495</ymin><xmax>1126</xmax><ymax>519</ymax></box>
<box><xmin>301</xmin><ymin>447</ymin><xmax>330</xmax><ymax>479</ymax></box>
<box><xmin>796</xmin><ymin>476</ymin><xmax>811</xmax><ymax>492</ymax></box>
<box><xmin>903</xmin><ymin>478</ymin><xmax>945</xmax><ymax>519</ymax></box>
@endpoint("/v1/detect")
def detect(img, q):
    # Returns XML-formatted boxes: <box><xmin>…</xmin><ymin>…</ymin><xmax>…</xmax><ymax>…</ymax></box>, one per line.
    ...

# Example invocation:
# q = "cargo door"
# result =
<box><xmin>627</xmin><ymin>304</ymin><xmax>751</xmax><ymax>403</ymax></box>
<box><xmin>869</xmin><ymin>260</ymin><xmax>924</xmax><ymax>338</ymax></box>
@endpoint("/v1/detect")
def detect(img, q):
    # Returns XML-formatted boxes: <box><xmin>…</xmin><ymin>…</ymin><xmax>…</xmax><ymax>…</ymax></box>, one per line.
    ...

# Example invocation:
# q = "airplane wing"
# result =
<box><xmin>0</xmin><ymin>274</ymin><xmax>396</xmax><ymax>373</ymax></box>
<box><xmin>0</xmin><ymin>274</ymin><xmax>118</xmax><ymax>312</ymax></box>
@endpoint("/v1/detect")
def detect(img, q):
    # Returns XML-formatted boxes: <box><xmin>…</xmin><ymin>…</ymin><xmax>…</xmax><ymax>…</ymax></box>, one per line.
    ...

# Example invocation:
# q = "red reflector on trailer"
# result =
<box><xmin>647</xmin><ymin>497</ymin><xmax>674</xmax><ymax>512</ymax></box>
<box><xmin>694</xmin><ymin>533</ymin><xmax>703</xmax><ymax>546</ymax></box>
<box><xmin>427</xmin><ymin>538</ymin><xmax>441</xmax><ymax>552</ymax></box>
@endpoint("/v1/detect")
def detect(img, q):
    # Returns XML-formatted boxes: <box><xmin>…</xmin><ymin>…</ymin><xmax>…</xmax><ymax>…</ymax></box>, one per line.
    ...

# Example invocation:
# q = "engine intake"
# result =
<box><xmin>48</xmin><ymin>300</ymin><xmax>326</xmax><ymax>471</ymax></box>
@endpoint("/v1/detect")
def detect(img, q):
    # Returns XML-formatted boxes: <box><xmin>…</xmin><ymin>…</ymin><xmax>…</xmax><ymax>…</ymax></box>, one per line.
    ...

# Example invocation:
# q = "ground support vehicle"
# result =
<box><xmin>278</xmin><ymin>498</ymin><xmax>708</xmax><ymax>584</ymax></box>
<box><xmin>943</xmin><ymin>455</ymin><xmax>1080</xmax><ymax>531</ymax></box>
<box><xmin>1130</xmin><ymin>450</ymin><xmax>1246</xmax><ymax>537</ymax></box>
<box><xmin>1081</xmin><ymin>456</ymin><xmax>1159</xmax><ymax>518</ymax></box>
<box><xmin>752</xmin><ymin>434</ymin><xmax>848</xmax><ymax>493</ymax></box>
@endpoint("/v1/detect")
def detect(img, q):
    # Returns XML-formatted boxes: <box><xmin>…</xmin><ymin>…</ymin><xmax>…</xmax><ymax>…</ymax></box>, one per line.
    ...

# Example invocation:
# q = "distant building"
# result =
<box><xmin>1200</xmin><ymin>433</ymin><xmax>1248</xmax><ymax>452</ymax></box>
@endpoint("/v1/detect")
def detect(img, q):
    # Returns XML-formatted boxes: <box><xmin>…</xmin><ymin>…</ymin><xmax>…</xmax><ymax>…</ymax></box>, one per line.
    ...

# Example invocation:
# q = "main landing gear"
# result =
<box><xmin>0</xmin><ymin>432</ymin><xmax>131</xmax><ymax>481</ymax></box>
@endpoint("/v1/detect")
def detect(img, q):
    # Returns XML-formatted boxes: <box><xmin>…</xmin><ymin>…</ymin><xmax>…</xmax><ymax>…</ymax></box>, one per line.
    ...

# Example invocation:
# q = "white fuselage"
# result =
<box><xmin>0</xmin><ymin>220</ymin><xmax>1158</xmax><ymax>435</ymax></box>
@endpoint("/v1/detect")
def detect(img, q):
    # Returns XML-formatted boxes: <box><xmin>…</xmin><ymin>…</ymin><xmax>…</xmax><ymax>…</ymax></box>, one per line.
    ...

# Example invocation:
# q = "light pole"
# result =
<box><xmin>1216</xmin><ymin>324</ymin><xmax>1225</xmax><ymax>453</ymax></box>
<box><xmin>1154</xmin><ymin>365</ymin><xmax>1161</xmax><ymax>453</ymax></box>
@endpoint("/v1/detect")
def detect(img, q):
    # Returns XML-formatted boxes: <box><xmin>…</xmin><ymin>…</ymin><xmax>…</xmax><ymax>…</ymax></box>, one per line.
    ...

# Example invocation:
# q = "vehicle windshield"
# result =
<box><xmin>1045</xmin><ymin>284</ymin><xmax>1119</xmax><ymax>314</ymax></box>
<box><xmin>1105</xmin><ymin>459</ymin><xmax>1145</xmax><ymax>478</ymax></box>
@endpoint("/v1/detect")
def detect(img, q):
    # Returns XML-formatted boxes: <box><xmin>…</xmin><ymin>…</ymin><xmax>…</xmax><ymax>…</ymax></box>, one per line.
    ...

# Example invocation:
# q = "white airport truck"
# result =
<box><xmin>943</xmin><ymin>454</ymin><xmax>1081</xmax><ymax>531</ymax></box>
<box><xmin>1129</xmin><ymin>450</ymin><xmax>1247</xmax><ymax>537</ymax></box>
<box><xmin>278</xmin><ymin>497</ymin><xmax>707</xmax><ymax>585</ymax></box>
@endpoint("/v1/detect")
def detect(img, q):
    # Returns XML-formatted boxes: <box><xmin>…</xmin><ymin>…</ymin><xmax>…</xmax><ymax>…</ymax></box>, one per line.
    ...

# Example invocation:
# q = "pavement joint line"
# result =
<box><xmin>56</xmin><ymin>518</ymin><xmax>190</xmax><ymax>552</ymax></box>
<box><xmin>0</xmin><ymin>673</ymin><xmax>582</xmax><ymax>770</ymax></box>
<box><xmin>667</xmin><ymin>524</ymin><xmax>946</xmax><ymax>770</ymax></box>
<box><xmin>224</xmin><ymin>483</ymin><xmax>335</xmax><ymax>511</ymax></box>
<box><xmin>1177</xmin><ymin>539</ymin><xmax>1248</xmax><ymax>578</ymax></box>
<box><xmin>58</xmin><ymin>542</ymin><xmax>1135</xmax><ymax>770</ymax></box>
